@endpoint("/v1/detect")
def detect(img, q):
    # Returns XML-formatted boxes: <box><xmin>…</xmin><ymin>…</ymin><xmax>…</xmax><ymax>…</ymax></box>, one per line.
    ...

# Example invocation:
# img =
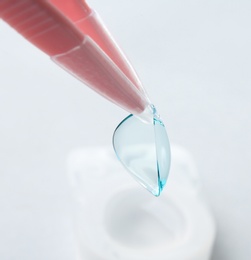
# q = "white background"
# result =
<box><xmin>0</xmin><ymin>0</ymin><xmax>251</xmax><ymax>259</ymax></box>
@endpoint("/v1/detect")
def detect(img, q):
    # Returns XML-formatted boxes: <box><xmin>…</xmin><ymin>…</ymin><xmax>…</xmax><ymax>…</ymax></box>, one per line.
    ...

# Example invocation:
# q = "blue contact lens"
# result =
<box><xmin>112</xmin><ymin>105</ymin><xmax>171</xmax><ymax>196</ymax></box>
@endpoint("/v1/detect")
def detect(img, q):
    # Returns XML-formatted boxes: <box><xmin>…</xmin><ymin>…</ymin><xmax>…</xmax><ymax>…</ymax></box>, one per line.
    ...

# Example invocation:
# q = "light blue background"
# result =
<box><xmin>0</xmin><ymin>1</ymin><xmax>250</xmax><ymax>259</ymax></box>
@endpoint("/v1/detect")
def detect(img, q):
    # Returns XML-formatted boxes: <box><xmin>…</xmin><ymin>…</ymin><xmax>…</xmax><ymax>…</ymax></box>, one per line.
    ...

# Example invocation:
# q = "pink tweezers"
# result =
<box><xmin>0</xmin><ymin>0</ymin><xmax>150</xmax><ymax>114</ymax></box>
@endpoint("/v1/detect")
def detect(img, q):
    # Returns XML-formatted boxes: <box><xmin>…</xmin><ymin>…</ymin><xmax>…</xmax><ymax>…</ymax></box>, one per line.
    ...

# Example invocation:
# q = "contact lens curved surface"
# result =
<box><xmin>113</xmin><ymin>108</ymin><xmax>171</xmax><ymax>196</ymax></box>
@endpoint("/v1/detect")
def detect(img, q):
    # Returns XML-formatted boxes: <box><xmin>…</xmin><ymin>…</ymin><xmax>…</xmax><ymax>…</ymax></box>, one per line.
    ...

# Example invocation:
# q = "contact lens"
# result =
<box><xmin>112</xmin><ymin>105</ymin><xmax>171</xmax><ymax>196</ymax></box>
